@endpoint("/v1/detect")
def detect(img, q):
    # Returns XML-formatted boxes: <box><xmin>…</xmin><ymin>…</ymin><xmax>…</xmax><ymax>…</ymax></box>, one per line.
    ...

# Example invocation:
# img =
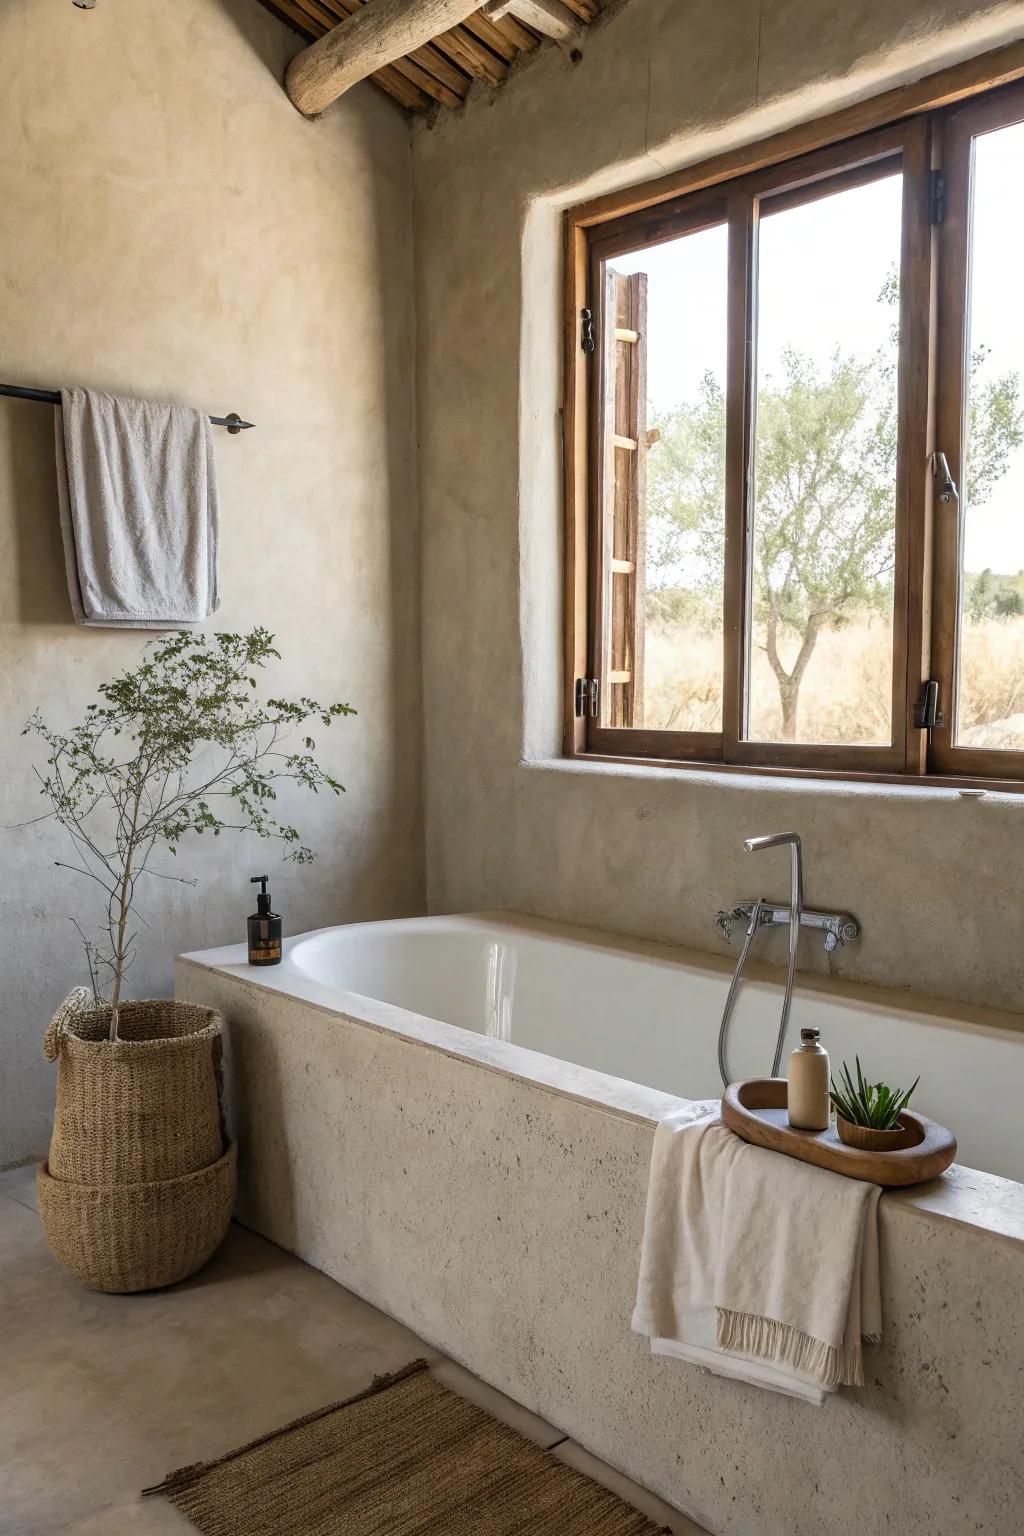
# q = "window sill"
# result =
<box><xmin>538</xmin><ymin>748</ymin><xmax>1024</xmax><ymax>799</ymax></box>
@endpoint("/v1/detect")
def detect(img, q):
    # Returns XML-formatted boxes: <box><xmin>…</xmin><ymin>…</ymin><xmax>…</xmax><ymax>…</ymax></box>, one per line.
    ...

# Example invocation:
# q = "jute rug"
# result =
<box><xmin>143</xmin><ymin>1358</ymin><xmax>668</xmax><ymax>1534</ymax></box>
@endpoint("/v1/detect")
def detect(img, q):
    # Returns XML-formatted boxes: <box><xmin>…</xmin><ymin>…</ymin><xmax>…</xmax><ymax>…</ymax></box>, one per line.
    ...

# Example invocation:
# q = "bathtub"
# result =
<box><xmin>177</xmin><ymin>912</ymin><xmax>1024</xmax><ymax>1536</ymax></box>
<box><xmin>185</xmin><ymin>911</ymin><xmax>1022</xmax><ymax>1179</ymax></box>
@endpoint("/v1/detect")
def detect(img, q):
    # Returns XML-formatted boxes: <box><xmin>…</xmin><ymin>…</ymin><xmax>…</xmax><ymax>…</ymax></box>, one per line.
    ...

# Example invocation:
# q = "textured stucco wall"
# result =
<box><xmin>413</xmin><ymin>0</ymin><xmax>1024</xmax><ymax>1015</ymax></box>
<box><xmin>0</xmin><ymin>0</ymin><xmax>423</xmax><ymax>1166</ymax></box>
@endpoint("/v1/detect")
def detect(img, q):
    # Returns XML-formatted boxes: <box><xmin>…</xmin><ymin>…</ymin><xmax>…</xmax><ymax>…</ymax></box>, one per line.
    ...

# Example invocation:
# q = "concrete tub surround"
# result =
<box><xmin>413</xmin><ymin>0</ymin><xmax>1024</xmax><ymax>1020</ymax></box>
<box><xmin>178</xmin><ymin>921</ymin><xmax>1024</xmax><ymax>1536</ymax></box>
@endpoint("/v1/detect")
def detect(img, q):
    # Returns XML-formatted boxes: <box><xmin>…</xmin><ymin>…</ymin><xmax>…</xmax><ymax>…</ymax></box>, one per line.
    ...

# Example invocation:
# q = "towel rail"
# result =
<box><xmin>0</xmin><ymin>382</ymin><xmax>254</xmax><ymax>433</ymax></box>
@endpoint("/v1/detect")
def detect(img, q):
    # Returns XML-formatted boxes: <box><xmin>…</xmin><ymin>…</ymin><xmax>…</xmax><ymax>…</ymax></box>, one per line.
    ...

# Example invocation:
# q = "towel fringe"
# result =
<box><xmin>715</xmin><ymin>1308</ymin><xmax>865</xmax><ymax>1388</ymax></box>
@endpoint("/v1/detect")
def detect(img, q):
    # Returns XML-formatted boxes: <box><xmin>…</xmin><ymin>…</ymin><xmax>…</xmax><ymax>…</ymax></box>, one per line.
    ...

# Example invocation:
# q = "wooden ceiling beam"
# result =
<box><xmin>287</xmin><ymin>0</ymin><xmax>347</xmax><ymax>33</ymax></box>
<box><xmin>261</xmin><ymin>0</ymin><xmax>319</xmax><ymax>40</ymax></box>
<box><xmin>483</xmin><ymin>0</ymin><xmax>579</xmax><ymax>42</ymax></box>
<box><xmin>429</xmin><ymin>25</ymin><xmax>509</xmax><ymax>87</ymax></box>
<box><xmin>298</xmin><ymin>0</ymin><xmax>512</xmax><ymax>95</ymax></box>
<box><xmin>461</xmin><ymin>11</ymin><xmax>518</xmax><ymax>60</ymax></box>
<box><xmin>268</xmin><ymin>0</ymin><xmax>436</xmax><ymax>110</ymax></box>
<box><xmin>406</xmin><ymin>42</ymin><xmax>474</xmax><ymax>95</ymax></box>
<box><xmin>388</xmin><ymin>50</ymin><xmax>467</xmax><ymax>108</ymax></box>
<box><xmin>370</xmin><ymin>61</ymin><xmax>434</xmax><ymax>110</ymax></box>
<box><xmin>484</xmin><ymin>11</ymin><xmax>542</xmax><ymax>52</ymax></box>
<box><xmin>286</xmin><ymin>0</ymin><xmax>487</xmax><ymax>115</ymax></box>
<box><xmin>312</xmin><ymin>0</ymin><xmax>473</xmax><ymax>100</ymax></box>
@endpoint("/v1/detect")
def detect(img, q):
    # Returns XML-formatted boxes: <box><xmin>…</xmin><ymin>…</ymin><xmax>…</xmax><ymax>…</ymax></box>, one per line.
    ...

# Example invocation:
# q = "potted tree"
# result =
<box><xmin>25</xmin><ymin>628</ymin><xmax>352</xmax><ymax>1292</ymax></box>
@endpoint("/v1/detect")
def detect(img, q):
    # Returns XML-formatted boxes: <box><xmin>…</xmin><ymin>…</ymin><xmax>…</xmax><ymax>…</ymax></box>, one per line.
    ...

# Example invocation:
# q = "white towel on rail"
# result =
<box><xmin>55</xmin><ymin>387</ymin><xmax>219</xmax><ymax>628</ymax></box>
<box><xmin>632</xmin><ymin>1104</ymin><xmax>881</xmax><ymax>1406</ymax></box>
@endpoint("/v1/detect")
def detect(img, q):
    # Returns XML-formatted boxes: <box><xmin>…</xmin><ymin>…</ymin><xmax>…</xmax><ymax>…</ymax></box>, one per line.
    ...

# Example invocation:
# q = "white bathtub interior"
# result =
<box><xmin>187</xmin><ymin>913</ymin><xmax>1024</xmax><ymax>1182</ymax></box>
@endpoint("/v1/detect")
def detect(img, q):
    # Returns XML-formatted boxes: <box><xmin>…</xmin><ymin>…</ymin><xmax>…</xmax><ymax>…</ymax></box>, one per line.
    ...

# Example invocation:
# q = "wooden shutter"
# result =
<box><xmin>602</xmin><ymin>269</ymin><xmax>648</xmax><ymax>727</ymax></box>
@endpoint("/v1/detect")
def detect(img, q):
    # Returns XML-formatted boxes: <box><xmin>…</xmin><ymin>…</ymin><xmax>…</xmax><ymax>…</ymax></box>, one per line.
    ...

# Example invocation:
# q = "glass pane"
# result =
<box><xmin>603</xmin><ymin>222</ymin><xmax>727</xmax><ymax>731</ymax></box>
<box><xmin>955</xmin><ymin>121</ymin><xmax>1024</xmax><ymax>749</ymax></box>
<box><xmin>744</xmin><ymin>173</ymin><xmax>903</xmax><ymax>746</ymax></box>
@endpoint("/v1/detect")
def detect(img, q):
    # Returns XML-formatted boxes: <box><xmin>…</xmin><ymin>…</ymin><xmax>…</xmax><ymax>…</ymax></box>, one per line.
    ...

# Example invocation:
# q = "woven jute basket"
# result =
<box><xmin>37</xmin><ymin>1142</ymin><xmax>237</xmax><ymax>1293</ymax></box>
<box><xmin>44</xmin><ymin>989</ymin><xmax>225</xmax><ymax>1186</ymax></box>
<box><xmin>40</xmin><ymin>989</ymin><xmax>234</xmax><ymax>1293</ymax></box>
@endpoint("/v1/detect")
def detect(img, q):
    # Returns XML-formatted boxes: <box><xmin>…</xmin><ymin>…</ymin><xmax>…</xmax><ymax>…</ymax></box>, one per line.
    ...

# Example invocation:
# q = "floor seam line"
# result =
<box><xmin>0</xmin><ymin>1189</ymin><xmax>37</xmax><ymax>1214</ymax></box>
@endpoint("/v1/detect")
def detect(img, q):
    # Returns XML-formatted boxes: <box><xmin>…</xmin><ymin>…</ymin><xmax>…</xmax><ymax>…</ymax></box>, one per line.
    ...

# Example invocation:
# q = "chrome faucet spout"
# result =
<box><xmin>744</xmin><ymin>832</ymin><xmax>803</xmax><ymax>928</ymax></box>
<box><xmin>744</xmin><ymin>831</ymin><xmax>800</xmax><ymax>855</ymax></box>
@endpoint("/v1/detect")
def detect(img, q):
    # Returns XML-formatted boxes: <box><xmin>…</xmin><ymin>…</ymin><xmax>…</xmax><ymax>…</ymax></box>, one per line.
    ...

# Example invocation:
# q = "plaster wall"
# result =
<box><xmin>413</xmin><ymin>0</ymin><xmax>1024</xmax><ymax>1013</ymax></box>
<box><xmin>0</xmin><ymin>0</ymin><xmax>422</xmax><ymax>1166</ymax></box>
<box><xmin>176</xmin><ymin>959</ymin><xmax>1024</xmax><ymax>1536</ymax></box>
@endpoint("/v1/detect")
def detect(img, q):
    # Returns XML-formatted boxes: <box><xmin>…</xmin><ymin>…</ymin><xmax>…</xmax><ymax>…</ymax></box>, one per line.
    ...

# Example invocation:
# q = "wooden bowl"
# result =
<box><xmin>835</xmin><ymin>1114</ymin><xmax>917</xmax><ymax>1152</ymax></box>
<box><xmin>721</xmin><ymin>1079</ymin><xmax>957</xmax><ymax>1186</ymax></box>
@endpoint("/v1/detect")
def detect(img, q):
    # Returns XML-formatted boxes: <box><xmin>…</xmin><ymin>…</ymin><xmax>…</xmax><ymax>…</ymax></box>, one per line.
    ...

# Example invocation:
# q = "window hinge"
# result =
<box><xmin>929</xmin><ymin>169</ymin><xmax>946</xmax><ymax>226</ymax></box>
<box><xmin>580</xmin><ymin>308</ymin><xmax>595</xmax><ymax>355</ymax></box>
<box><xmin>575</xmin><ymin>676</ymin><xmax>599</xmax><ymax>718</ymax></box>
<box><xmin>914</xmin><ymin>679</ymin><xmax>944</xmax><ymax>730</ymax></box>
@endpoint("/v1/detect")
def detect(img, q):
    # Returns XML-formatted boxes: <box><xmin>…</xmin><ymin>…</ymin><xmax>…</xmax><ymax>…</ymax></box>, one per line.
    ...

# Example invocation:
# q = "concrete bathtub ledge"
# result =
<box><xmin>177</xmin><ymin>958</ymin><xmax>1024</xmax><ymax>1536</ymax></box>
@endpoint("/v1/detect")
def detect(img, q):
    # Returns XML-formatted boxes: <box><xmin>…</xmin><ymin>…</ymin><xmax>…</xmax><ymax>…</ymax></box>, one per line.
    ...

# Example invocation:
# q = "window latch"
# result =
<box><xmin>914</xmin><ymin>679</ymin><xmax>944</xmax><ymax>731</ymax></box>
<box><xmin>932</xmin><ymin>451</ymin><xmax>960</xmax><ymax>507</ymax></box>
<box><xmin>580</xmin><ymin>308</ymin><xmax>595</xmax><ymax>355</ymax></box>
<box><xmin>574</xmin><ymin>677</ymin><xmax>599</xmax><ymax>718</ymax></box>
<box><xmin>929</xmin><ymin>168</ymin><xmax>946</xmax><ymax>226</ymax></box>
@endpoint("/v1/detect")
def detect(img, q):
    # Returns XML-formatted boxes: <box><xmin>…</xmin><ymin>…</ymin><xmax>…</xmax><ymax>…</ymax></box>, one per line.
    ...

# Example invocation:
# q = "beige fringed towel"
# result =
<box><xmin>55</xmin><ymin>387</ymin><xmax>219</xmax><ymax>628</ymax></box>
<box><xmin>632</xmin><ymin>1105</ymin><xmax>881</xmax><ymax>1406</ymax></box>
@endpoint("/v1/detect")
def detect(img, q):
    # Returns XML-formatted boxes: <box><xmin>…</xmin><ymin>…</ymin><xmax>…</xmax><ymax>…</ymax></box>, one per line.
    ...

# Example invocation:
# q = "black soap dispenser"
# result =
<box><xmin>247</xmin><ymin>876</ymin><xmax>282</xmax><ymax>966</ymax></box>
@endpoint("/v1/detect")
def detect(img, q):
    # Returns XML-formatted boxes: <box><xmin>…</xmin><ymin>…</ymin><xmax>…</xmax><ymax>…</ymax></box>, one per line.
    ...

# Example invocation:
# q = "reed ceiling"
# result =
<box><xmin>256</xmin><ymin>0</ymin><xmax>602</xmax><ymax>114</ymax></box>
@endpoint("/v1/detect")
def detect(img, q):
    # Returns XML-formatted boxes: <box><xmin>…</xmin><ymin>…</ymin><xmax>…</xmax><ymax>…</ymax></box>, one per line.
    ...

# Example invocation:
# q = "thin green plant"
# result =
<box><xmin>829</xmin><ymin>1056</ymin><xmax>919</xmax><ymax>1131</ymax></box>
<box><xmin>24</xmin><ymin>628</ymin><xmax>353</xmax><ymax>1038</ymax></box>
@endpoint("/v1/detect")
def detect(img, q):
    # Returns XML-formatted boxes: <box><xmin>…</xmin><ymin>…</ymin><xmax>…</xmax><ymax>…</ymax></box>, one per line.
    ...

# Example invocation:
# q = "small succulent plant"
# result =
<box><xmin>829</xmin><ymin>1057</ymin><xmax>919</xmax><ymax>1131</ymax></box>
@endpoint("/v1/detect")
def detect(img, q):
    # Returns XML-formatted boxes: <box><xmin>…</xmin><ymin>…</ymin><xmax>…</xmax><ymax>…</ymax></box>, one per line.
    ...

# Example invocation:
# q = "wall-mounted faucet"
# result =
<box><xmin>714</xmin><ymin>833</ymin><xmax>860</xmax><ymax>1087</ymax></box>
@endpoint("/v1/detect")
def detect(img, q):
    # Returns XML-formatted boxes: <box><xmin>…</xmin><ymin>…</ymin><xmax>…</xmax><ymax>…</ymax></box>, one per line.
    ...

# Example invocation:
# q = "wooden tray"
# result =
<box><xmin>722</xmin><ymin>1079</ymin><xmax>957</xmax><ymax>1187</ymax></box>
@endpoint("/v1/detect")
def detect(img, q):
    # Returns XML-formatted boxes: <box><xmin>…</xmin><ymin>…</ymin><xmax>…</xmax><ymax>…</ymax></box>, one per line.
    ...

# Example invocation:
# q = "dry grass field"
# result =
<box><xmin>642</xmin><ymin>608</ymin><xmax>1024</xmax><ymax>748</ymax></box>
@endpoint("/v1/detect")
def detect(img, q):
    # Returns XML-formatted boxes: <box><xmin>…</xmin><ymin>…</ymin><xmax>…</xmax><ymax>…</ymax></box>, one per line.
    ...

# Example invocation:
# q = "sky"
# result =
<box><xmin>611</xmin><ymin>121</ymin><xmax>1024</xmax><ymax>575</ymax></box>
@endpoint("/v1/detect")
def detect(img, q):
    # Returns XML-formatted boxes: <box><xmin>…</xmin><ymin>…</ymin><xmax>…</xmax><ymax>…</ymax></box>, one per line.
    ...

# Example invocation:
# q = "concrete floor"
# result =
<box><xmin>0</xmin><ymin>1165</ymin><xmax>707</xmax><ymax>1536</ymax></box>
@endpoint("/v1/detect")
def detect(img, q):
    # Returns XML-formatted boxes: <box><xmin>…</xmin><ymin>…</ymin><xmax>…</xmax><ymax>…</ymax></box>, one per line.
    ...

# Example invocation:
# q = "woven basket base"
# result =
<box><xmin>38</xmin><ymin>1142</ymin><xmax>236</xmax><ymax>1293</ymax></box>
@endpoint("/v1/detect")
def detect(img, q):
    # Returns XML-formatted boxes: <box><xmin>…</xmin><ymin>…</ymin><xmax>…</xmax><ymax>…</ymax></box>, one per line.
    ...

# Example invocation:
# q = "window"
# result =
<box><xmin>565</xmin><ymin>71</ymin><xmax>1024</xmax><ymax>785</ymax></box>
<box><xmin>932</xmin><ymin>89</ymin><xmax>1024</xmax><ymax>776</ymax></box>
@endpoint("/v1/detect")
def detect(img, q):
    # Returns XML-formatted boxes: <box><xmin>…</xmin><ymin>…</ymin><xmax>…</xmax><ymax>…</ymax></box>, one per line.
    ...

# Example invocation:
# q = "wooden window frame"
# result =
<box><xmin>562</xmin><ymin>40</ymin><xmax>1024</xmax><ymax>790</ymax></box>
<box><xmin>929</xmin><ymin>78</ymin><xmax>1024</xmax><ymax>780</ymax></box>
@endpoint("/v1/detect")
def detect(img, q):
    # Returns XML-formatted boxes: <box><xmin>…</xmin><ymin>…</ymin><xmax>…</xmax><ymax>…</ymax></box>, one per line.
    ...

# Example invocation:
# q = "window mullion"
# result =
<box><xmin>722</xmin><ymin>191</ymin><xmax>755</xmax><ymax>761</ymax></box>
<box><xmin>584</xmin><ymin>240</ymin><xmax>609</xmax><ymax>748</ymax></box>
<box><xmin>894</xmin><ymin>116</ymin><xmax>935</xmax><ymax>777</ymax></box>
<box><xmin>928</xmin><ymin>109</ymin><xmax>972</xmax><ymax>772</ymax></box>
